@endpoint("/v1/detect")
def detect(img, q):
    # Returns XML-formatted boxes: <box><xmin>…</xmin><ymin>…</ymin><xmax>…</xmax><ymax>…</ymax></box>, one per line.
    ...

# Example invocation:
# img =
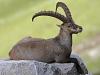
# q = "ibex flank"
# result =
<box><xmin>9</xmin><ymin>2</ymin><xmax>82</xmax><ymax>63</ymax></box>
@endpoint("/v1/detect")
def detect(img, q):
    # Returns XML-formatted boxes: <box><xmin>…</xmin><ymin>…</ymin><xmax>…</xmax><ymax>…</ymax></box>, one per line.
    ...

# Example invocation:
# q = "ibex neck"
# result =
<box><xmin>56</xmin><ymin>30</ymin><xmax>72</xmax><ymax>50</ymax></box>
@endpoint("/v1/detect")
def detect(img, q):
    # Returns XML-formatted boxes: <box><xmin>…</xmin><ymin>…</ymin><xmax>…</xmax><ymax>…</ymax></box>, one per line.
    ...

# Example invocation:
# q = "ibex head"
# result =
<box><xmin>32</xmin><ymin>2</ymin><xmax>82</xmax><ymax>34</ymax></box>
<box><xmin>57</xmin><ymin>23</ymin><xmax>82</xmax><ymax>34</ymax></box>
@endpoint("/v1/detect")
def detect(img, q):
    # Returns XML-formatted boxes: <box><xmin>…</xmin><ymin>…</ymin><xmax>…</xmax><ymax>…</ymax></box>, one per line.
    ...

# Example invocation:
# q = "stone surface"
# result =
<box><xmin>0</xmin><ymin>60</ymin><xmax>79</xmax><ymax>75</ymax></box>
<box><xmin>70</xmin><ymin>53</ymin><xmax>88</xmax><ymax>74</ymax></box>
<box><xmin>0</xmin><ymin>54</ymin><xmax>91</xmax><ymax>75</ymax></box>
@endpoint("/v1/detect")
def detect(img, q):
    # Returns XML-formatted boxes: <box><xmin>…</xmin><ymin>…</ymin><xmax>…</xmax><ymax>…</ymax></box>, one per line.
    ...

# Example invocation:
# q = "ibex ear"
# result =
<box><xmin>57</xmin><ymin>25</ymin><xmax>61</xmax><ymax>28</ymax></box>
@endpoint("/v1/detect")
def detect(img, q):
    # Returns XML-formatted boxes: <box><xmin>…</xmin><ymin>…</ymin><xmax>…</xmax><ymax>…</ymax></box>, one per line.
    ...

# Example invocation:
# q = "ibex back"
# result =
<box><xmin>9</xmin><ymin>2</ymin><xmax>82</xmax><ymax>63</ymax></box>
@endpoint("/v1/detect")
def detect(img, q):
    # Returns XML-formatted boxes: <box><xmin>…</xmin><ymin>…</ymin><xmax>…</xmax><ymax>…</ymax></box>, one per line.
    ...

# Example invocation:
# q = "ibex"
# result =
<box><xmin>9</xmin><ymin>2</ymin><xmax>82</xmax><ymax>63</ymax></box>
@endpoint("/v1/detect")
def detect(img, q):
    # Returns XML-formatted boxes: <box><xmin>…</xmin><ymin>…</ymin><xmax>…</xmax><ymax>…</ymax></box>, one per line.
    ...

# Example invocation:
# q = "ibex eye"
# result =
<box><xmin>68</xmin><ymin>25</ymin><xmax>71</xmax><ymax>27</ymax></box>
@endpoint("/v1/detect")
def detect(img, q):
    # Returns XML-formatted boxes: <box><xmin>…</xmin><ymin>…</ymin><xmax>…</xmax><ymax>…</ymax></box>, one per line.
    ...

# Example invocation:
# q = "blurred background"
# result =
<box><xmin>0</xmin><ymin>0</ymin><xmax>100</xmax><ymax>74</ymax></box>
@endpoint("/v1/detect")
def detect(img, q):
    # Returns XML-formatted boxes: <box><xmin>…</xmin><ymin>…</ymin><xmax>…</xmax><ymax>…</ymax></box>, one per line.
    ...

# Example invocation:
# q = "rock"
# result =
<box><xmin>0</xmin><ymin>54</ymin><xmax>91</xmax><ymax>75</ymax></box>
<box><xmin>70</xmin><ymin>53</ymin><xmax>88</xmax><ymax>74</ymax></box>
<box><xmin>0</xmin><ymin>60</ymin><xmax>79</xmax><ymax>75</ymax></box>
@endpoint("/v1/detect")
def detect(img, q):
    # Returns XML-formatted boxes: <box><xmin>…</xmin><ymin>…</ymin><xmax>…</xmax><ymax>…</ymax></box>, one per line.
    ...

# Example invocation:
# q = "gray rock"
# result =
<box><xmin>70</xmin><ymin>54</ymin><xmax>88</xmax><ymax>74</ymax></box>
<box><xmin>0</xmin><ymin>60</ymin><xmax>79</xmax><ymax>75</ymax></box>
<box><xmin>0</xmin><ymin>54</ymin><xmax>91</xmax><ymax>75</ymax></box>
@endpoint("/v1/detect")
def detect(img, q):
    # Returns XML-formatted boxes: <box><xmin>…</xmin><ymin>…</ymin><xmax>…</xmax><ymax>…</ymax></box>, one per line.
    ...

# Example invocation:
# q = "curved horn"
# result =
<box><xmin>32</xmin><ymin>11</ymin><xmax>68</xmax><ymax>23</ymax></box>
<box><xmin>56</xmin><ymin>2</ymin><xmax>74</xmax><ymax>23</ymax></box>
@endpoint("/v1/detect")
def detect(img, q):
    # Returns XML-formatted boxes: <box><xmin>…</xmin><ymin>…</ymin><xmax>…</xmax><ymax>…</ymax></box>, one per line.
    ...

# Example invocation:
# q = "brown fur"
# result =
<box><xmin>9</xmin><ymin>2</ymin><xmax>82</xmax><ymax>63</ymax></box>
<box><xmin>9</xmin><ymin>24</ymin><xmax>82</xmax><ymax>63</ymax></box>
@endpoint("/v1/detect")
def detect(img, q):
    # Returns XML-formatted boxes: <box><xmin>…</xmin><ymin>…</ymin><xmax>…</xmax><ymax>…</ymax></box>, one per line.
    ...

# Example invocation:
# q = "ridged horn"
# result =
<box><xmin>56</xmin><ymin>2</ymin><xmax>74</xmax><ymax>23</ymax></box>
<box><xmin>32</xmin><ymin>11</ymin><xmax>68</xmax><ymax>23</ymax></box>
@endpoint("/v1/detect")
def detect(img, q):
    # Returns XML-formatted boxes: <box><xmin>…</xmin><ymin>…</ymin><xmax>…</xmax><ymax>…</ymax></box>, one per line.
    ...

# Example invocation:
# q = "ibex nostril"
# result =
<box><xmin>79</xmin><ymin>27</ymin><xmax>83</xmax><ymax>30</ymax></box>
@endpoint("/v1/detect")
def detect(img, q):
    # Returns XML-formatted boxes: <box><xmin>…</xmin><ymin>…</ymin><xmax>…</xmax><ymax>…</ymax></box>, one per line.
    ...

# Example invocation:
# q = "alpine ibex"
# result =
<box><xmin>9</xmin><ymin>2</ymin><xmax>82</xmax><ymax>63</ymax></box>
